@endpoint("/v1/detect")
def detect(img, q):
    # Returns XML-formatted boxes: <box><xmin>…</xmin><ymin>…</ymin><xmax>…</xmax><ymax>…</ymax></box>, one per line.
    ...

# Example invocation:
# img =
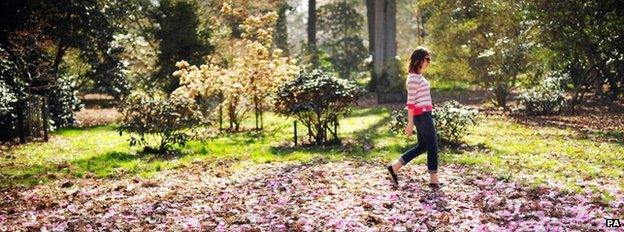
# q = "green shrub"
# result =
<box><xmin>275</xmin><ymin>69</ymin><xmax>364</xmax><ymax>145</ymax></box>
<box><xmin>517</xmin><ymin>72</ymin><xmax>568</xmax><ymax>115</ymax></box>
<box><xmin>118</xmin><ymin>94</ymin><xmax>203</xmax><ymax>154</ymax></box>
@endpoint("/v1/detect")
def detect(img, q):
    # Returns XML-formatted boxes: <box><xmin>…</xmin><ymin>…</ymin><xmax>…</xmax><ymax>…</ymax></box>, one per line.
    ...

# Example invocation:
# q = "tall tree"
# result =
<box><xmin>0</xmin><ymin>0</ymin><xmax>51</xmax><ymax>141</ymax></box>
<box><xmin>103</xmin><ymin>0</ymin><xmax>160</xmax><ymax>94</ymax></box>
<box><xmin>307</xmin><ymin>0</ymin><xmax>319</xmax><ymax>68</ymax></box>
<box><xmin>274</xmin><ymin>2</ymin><xmax>291</xmax><ymax>55</ymax></box>
<box><xmin>173</xmin><ymin>9</ymin><xmax>298</xmax><ymax>132</ymax></box>
<box><xmin>365</xmin><ymin>0</ymin><xmax>375</xmax><ymax>91</ymax></box>
<box><xmin>530</xmin><ymin>0</ymin><xmax>624</xmax><ymax>108</ymax></box>
<box><xmin>366</xmin><ymin>0</ymin><xmax>402</xmax><ymax>101</ymax></box>
<box><xmin>1</xmin><ymin>0</ymin><xmax>128</xmax><ymax>141</ymax></box>
<box><xmin>154</xmin><ymin>0</ymin><xmax>213</xmax><ymax>94</ymax></box>
<box><xmin>318</xmin><ymin>1</ymin><xmax>368</xmax><ymax>80</ymax></box>
<box><xmin>422</xmin><ymin>0</ymin><xmax>535</xmax><ymax>108</ymax></box>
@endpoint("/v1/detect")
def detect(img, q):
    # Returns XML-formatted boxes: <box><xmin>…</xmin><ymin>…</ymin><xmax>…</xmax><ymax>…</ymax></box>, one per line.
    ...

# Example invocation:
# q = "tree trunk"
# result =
<box><xmin>367</xmin><ymin>0</ymin><xmax>398</xmax><ymax>97</ymax></box>
<box><xmin>372</xmin><ymin>0</ymin><xmax>385</xmax><ymax>90</ymax></box>
<box><xmin>251</xmin><ymin>74</ymin><xmax>259</xmax><ymax>131</ymax></box>
<box><xmin>315</xmin><ymin>111</ymin><xmax>324</xmax><ymax>145</ymax></box>
<box><xmin>366</xmin><ymin>0</ymin><xmax>376</xmax><ymax>92</ymax></box>
<box><xmin>42</xmin><ymin>96</ymin><xmax>49</xmax><ymax>142</ymax></box>
<box><xmin>570</xmin><ymin>61</ymin><xmax>599</xmax><ymax>111</ymax></box>
<box><xmin>593</xmin><ymin>67</ymin><xmax>604</xmax><ymax>99</ymax></box>
<box><xmin>255</xmin><ymin>95</ymin><xmax>259</xmax><ymax>131</ymax></box>
<box><xmin>415</xmin><ymin>7</ymin><xmax>423</xmax><ymax>44</ymax></box>
<box><xmin>228</xmin><ymin>101</ymin><xmax>235</xmax><ymax>131</ymax></box>
<box><xmin>17</xmin><ymin>100</ymin><xmax>26</xmax><ymax>144</ymax></box>
<box><xmin>159</xmin><ymin>136</ymin><xmax>167</xmax><ymax>153</ymax></box>
<box><xmin>260</xmin><ymin>111</ymin><xmax>264</xmax><ymax>130</ymax></box>
<box><xmin>570</xmin><ymin>70</ymin><xmax>584</xmax><ymax>112</ymax></box>
<box><xmin>308</xmin><ymin>0</ymin><xmax>318</xmax><ymax>68</ymax></box>
<box><xmin>382</xmin><ymin>0</ymin><xmax>398</xmax><ymax>91</ymax></box>
<box><xmin>495</xmin><ymin>90</ymin><xmax>508</xmax><ymax>108</ymax></box>
<box><xmin>52</xmin><ymin>39</ymin><xmax>68</xmax><ymax>74</ymax></box>
<box><xmin>219</xmin><ymin>103</ymin><xmax>223</xmax><ymax>131</ymax></box>
<box><xmin>307</xmin><ymin>124</ymin><xmax>312</xmax><ymax>143</ymax></box>
<box><xmin>275</xmin><ymin>2</ymin><xmax>290</xmax><ymax>55</ymax></box>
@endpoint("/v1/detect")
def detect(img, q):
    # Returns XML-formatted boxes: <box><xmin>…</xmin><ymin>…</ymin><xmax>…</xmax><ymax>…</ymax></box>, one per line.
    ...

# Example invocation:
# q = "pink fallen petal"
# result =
<box><xmin>51</xmin><ymin>221</ymin><xmax>68</xmax><ymax>232</ymax></box>
<box><xmin>185</xmin><ymin>217</ymin><xmax>202</xmax><ymax>230</ymax></box>
<box><xmin>538</xmin><ymin>200</ymin><xmax>553</xmax><ymax>209</ymax></box>
<box><xmin>394</xmin><ymin>225</ymin><xmax>407</xmax><ymax>232</ymax></box>
<box><xmin>422</xmin><ymin>203</ymin><xmax>433</xmax><ymax>212</ymax></box>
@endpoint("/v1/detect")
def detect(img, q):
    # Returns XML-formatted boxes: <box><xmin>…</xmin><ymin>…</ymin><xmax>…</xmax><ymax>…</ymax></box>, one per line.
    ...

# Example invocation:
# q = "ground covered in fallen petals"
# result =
<box><xmin>2</xmin><ymin>160</ymin><xmax>623</xmax><ymax>231</ymax></box>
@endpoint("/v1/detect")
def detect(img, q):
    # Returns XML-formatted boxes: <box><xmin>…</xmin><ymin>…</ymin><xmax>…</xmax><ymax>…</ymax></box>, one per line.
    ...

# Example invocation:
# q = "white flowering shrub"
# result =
<box><xmin>390</xmin><ymin>101</ymin><xmax>478</xmax><ymax>145</ymax></box>
<box><xmin>48</xmin><ymin>74</ymin><xmax>83</xmax><ymax>129</ymax></box>
<box><xmin>0</xmin><ymin>80</ymin><xmax>17</xmax><ymax>116</ymax></box>
<box><xmin>517</xmin><ymin>72</ymin><xmax>567</xmax><ymax>115</ymax></box>
<box><xmin>172</xmin><ymin>6</ymin><xmax>298</xmax><ymax>132</ymax></box>
<box><xmin>433</xmin><ymin>101</ymin><xmax>479</xmax><ymax>145</ymax></box>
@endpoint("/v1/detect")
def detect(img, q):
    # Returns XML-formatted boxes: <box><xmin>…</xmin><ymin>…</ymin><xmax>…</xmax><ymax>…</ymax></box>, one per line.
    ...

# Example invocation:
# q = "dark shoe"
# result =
<box><xmin>387</xmin><ymin>166</ymin><xmax>398</xmax><ymax>186</ymax></box>
<box><xmin>428</xmin><ymin>182</ymin><xmax>443</xmax><ymax>188</ymax></box>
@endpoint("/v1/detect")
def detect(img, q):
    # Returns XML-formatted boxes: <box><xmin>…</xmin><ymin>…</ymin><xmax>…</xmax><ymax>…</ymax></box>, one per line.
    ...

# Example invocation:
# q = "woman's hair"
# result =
<box><xmin>408</xmin><ymin>47</ymin><xmax>431</xmax><ymax>74</ymax></box>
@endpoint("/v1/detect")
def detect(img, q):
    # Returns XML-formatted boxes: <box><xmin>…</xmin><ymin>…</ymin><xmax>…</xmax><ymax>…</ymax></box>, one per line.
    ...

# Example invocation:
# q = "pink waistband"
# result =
<box><xmin>406</xmin><ymin>105</ymin><xmax>433</xmax><ymax>116</ymax></box>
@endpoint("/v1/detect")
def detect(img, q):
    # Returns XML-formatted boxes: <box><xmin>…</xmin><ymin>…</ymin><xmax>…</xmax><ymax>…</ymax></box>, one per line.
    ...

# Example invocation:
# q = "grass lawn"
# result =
<box><xmin>2</xmin><ymin>106</ymin><xmax>622</xmax><ymax>201</ymax></box>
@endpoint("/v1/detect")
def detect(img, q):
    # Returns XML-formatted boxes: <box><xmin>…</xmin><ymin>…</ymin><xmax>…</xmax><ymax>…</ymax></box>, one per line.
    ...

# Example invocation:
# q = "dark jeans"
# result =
<box><xmin>399</xmin><ymin>111</ymin><xmax>439</xmax><ymax>173</ymax></box>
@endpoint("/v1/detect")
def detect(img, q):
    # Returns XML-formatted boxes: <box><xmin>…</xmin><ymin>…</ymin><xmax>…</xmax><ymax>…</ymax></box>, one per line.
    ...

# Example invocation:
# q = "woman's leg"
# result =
<box><xmin>392</xmin><ymin>118</ymin><xmax>426</xmax><ymax>172</ymax></box>
<box><xmin>417</xmin><ymin>113</ymin><xmax>439</xmax><ymax>183</ymax></box>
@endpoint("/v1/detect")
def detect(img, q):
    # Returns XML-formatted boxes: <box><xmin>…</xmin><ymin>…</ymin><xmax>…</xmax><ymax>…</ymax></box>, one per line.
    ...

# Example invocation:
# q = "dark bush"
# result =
<box><xmin>275</xmin><ymin>69</ymin><xmax>364</xmax><ymax>145</ymax></box>
<box><xmin>118</xmin><ymin>94</ymin><xmax>203</xmax><ymax>154</ymax></box>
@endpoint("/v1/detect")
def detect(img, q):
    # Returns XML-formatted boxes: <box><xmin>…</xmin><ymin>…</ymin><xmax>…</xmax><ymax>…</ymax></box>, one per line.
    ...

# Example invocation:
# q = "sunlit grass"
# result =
<box><xmin>455</xmin><ymin>115</ymin><xmax>624</xmax><ymax>194</ymax></box>
<box><xmin>2</xmin><ymin>106</ymin><xmax>622</xmax><ymax>197</ymax></box>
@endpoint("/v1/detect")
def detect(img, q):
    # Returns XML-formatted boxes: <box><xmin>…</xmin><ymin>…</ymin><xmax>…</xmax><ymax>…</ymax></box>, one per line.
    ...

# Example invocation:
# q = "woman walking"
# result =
<box><xmin>386</xmin><ymin>47</ymin><xmax>441</xmax><ymax>188</ymax></box>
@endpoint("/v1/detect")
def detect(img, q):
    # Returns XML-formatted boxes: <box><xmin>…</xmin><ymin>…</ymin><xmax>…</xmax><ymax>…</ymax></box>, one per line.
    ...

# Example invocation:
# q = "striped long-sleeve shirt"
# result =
<box><xmin>405</xmin><ymin>73</ymin><xmax>433</xmax><ymax>116</ymax></box>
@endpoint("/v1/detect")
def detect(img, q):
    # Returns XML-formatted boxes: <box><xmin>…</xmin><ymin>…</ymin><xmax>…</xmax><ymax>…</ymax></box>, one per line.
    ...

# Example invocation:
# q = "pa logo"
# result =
<box><xmin>606</xmin><ymin>218</ymin><xmax>621</xmax><ymax>227</ymax></box>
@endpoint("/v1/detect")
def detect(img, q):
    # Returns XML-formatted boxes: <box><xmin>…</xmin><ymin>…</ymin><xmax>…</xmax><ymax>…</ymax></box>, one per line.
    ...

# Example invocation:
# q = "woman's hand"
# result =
<box><xmin>405</xmin><ymin>108</ymin><xmax>414</xmax><ymax>136</ymax></box>
<box><xmin>404</xmin><ymin>124</ymin><xmax>414</xmax><ymax>136</ymax></box>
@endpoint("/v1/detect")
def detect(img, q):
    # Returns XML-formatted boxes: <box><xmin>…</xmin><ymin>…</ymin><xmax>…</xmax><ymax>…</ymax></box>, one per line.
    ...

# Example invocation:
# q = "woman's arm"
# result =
<box><xmin>405</xmin><ymin>78</ymin><xmax>416</xmax><ymax>135</ymax></box>
<box><xmin>404</xmin><ymin>107</ymin><xmax>414</xmax><ymax>136</ymax></box>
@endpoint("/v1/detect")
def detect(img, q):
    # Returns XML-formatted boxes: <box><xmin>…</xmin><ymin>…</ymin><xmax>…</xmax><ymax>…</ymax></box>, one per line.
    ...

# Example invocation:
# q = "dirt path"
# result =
<box><xmin>1</xmin><ymin>160</ymin><xmax>622</xmax><ymax>231</ymax></box>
